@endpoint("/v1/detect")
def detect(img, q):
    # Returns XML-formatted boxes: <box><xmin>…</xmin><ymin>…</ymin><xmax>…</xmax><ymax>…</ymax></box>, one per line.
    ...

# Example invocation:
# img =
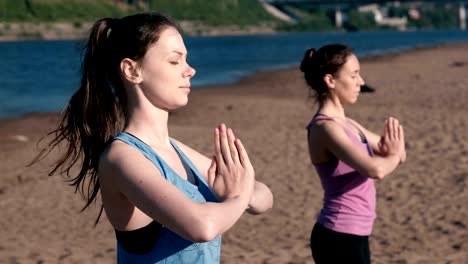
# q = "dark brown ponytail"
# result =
<box><xmin>31</xmin><ymin>13</ymin><xmax>179</xmax><ymax>224</ymax></box>
<box><xmin>300</xmin><ymin>44</ymin><xmax>354</xmax><ymax>105</ymax></box>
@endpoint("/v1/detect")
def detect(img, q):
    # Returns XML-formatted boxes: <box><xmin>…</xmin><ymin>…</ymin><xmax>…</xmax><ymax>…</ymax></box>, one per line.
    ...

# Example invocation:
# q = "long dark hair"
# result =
<box><xmin>32</xmin><ymin>13</ymin><xmax>179</xmax><ymax>224</ymax></box>
<box><xmin>300</xmin><ymin>44</ymin><xmax>354</xmax><ymax>105</ymax></box>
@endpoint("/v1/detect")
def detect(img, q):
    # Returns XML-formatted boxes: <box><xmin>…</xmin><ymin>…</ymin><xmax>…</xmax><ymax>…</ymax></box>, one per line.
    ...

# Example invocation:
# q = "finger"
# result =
<box><xmin>228</xmin><ymin>128</ymin><xmax>240</xmax><ymax>164</ymax></box>
<box><xmin>385</xmin><ymin>119</ymin><xmax>391</xmax><ymax>140</ymax></box>
<box><xmin>220</xmin><ymin>124</ymin><xmax>233</xmax><ymax>164</ymax></box>
<box><xmin>387</xmin><ymin>117</ymin><xmax>395</xmax><ymax>140</ymax></box>
<box><xmin>378</xmin><ymin>137</ymin><xmax>387</xmax><ymax>153</ymax></box>
<box><xmin>392</xmin><ymin>118</ymin><xmax>399</xmax><ymax>140</ymax></box>
<box><xmin>214</xmin><ymin>127</ymin><xmax>224</xmax><ymax>167</ymax></box>
<box><xmin>388</xmin><ymin>118</ymin><xmax>394</xmax><ymax>140</ymax></box>
<box><xmin>383</xmin><ymin>119</ymin><xmax>388</xmax><ymax>136</ymax></box>
<box><xmin>393</xmin><ymin>118</ymin><xmax>399</xmax><ymax>137</ymax></box>
<box><xmin>398</xmin><ymin>125</ymin><xmax>404</xmax><ymax>142</ymax></box>
<box><xmin>400</xmin><ymin>125</ymin><xmax>405</xmax><ymax>140</ymax></box>
<box><xmin>382</xmin><ymin>144</ymin><xmax>389</xmax><ymax>154</ymax></box>
<box><xmin>235</xmin><ymin>138</ymin><xmax>251</xmax><ymax>168</ymax></box>
<box><xmin>396</xmin><ymin>123</ymin><xmax>401</xmax><ymax>140</ymax></box>
<box><xmin>207</xmin><ymin>157</ymin><xmax>217</xmax><ymax>188</ymax></box>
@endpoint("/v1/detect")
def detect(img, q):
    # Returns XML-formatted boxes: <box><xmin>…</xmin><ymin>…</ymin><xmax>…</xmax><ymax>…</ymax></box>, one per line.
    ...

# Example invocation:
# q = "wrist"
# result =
<box><xmin>387</xmin><ymin>153</ymin><xmax>400</xmax><ymax>162</ymax></box>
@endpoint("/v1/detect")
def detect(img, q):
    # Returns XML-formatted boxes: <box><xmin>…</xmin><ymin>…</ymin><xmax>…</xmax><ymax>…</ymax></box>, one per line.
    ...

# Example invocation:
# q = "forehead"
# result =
<box><xmin>147</xmin><ymin>27</ymin><xmax>186</xmax><ymax>56</ymax></box>
<box><xmin>341</xmin><ymin>54</ymin><xmax>360</xmax><ymax>71</ymax></box>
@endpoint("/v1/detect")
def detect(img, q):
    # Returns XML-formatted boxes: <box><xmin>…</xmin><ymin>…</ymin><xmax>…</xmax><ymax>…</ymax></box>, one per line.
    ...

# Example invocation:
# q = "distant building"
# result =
<box><xmin>358</xmin><ymin>4</ymin><xmax>407</xmax><ymax>30</ymax></box>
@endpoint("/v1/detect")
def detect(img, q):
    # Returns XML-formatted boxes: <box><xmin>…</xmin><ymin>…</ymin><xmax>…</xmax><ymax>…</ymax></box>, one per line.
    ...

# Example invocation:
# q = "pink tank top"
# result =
<box><xmin>308</xmin><ymin>114</ymin><xmax>376</xmax><ymax>236</ymax></box>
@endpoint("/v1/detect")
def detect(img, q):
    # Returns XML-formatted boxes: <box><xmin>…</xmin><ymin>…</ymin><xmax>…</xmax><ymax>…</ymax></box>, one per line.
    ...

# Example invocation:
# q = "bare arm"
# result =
<box><xmin>349</xmin><ymin>118</ymin><xmax>406</xmax><ymax>163</ymax></box>
<box><xmin>100</xmin><ymin>125</ymin><xmax>254</xmax><ymax>243</ymax></box>
<box><xmin>246</xmin><ymin>181</ymin><xmax>273</xmax><ymax>215</ymax></box>
<box><xmin>315</xmin><ymin>118</ymin><xmax>403</xmax><ymax>180</ymax></box>
<box><xmin>173</xmin><ymin>128</ymin><xmax>273</xmax><ymax>215</ymax></box>
<box><xmin>347</xmin><ymin>118</ymin><xmax>386</xmax><ymax>156</ymax></box>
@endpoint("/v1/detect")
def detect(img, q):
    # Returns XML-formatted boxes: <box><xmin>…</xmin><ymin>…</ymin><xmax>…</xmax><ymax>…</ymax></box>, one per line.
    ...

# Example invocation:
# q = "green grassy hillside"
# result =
<box><xmin>148</xmin><ymin>0</ymin><xmax>275</xmax><ymax>26</ymax></box>
<box><xmin>0</xmin><ymin>0</ymin><xmax>275</xmax><ymax>26</ymax></box>
<box><xmin>0</xmin><ymin>0</ymin><xmax>136</xmax><ymax>22</ymax></box>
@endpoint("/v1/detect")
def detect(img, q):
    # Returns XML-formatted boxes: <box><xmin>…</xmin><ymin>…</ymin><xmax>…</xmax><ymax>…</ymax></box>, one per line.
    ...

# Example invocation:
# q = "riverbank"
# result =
<box><xmin>1</xmin><ymin>43</ymin><xmax>467</xmax><ymax>263</ymax></box>
<box><xmin>0</xmin><ymin>21</ymin><xmax>277</xmax><ymax>42</ymax></box>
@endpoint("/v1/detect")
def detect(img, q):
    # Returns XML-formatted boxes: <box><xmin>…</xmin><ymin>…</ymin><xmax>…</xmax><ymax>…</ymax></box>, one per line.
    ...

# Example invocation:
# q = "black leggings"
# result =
<box><xmin>310</xmin><ymin>223</ymin><xmax>371</xmax><ymax>264</ymax></box>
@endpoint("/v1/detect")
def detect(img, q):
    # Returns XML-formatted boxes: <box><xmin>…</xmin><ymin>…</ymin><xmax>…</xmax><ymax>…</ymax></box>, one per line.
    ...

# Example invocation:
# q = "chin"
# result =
<box><xmin>348</xmin><ymin>97</ymin><xmax>359</xmax><ymax>104</ymax></box>
<box><xmin>164</xmin><ymin>98</ymin><xmax>188</xmax><ymax>111</ymax></box>
<box><xmin>174</xmin><ymin>98</ymin><xmax>189</xmax><ymax>109</ymax></box>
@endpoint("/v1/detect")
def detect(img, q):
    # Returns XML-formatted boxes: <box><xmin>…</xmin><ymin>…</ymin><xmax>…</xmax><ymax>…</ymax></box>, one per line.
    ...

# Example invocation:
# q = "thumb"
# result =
<box><xmin>207</xmin><ymin>156</ymin><xmax>217</xmax><ymax>188</ymax></box>
<box><xmin>378</xmin><ymin>138</ymin><xmax>388</xmax><ymax>154</ymax></box>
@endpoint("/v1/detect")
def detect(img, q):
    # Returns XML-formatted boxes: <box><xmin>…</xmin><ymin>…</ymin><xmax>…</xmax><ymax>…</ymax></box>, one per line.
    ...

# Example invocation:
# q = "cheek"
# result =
<box><xmin>349</xmin><ymin>79</ymin><xmax>359</xmax><ymax>87</ymax></box>
<box><xmin>342</xmin><ymin>80</ymin><xmax>354</xmax><ymax>89</ymax></box>
<box><xmin>145</xmin><ymin>67</ymin><xmax>175</xmax><ymax>86</ymax></box>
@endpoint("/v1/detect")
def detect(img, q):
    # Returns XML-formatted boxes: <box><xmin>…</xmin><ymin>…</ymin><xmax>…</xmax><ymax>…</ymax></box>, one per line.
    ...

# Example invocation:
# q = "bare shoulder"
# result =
<box><xmin>308</xmin><ymin>119</ymin><xmax>346</xmax><ymax>141</ymax></box>
<box><xmin>100</xmin><ymin>140</ymin><xmax>136</xmax><ymax>169</ymax></box>
<box><xmin>307</xmin><ymin>120</ymin><xmax>349</xmax><ymax>162</ymax></box>
<box><xmin>99</xmin><ymin>140</ymin><xmax>155</xmax><ymax>181</ymax></box>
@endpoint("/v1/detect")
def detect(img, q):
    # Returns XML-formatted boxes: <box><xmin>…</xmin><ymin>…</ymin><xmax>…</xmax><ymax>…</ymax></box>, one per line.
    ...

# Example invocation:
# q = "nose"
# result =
<box><xmin>184</xmin><ymin>64</ymin><xmax>196</xmax><ymax>78</ymax></box>
<box><xmin>359</xmin><ymin>75</ymin><xmax>365</xmax><ymax>86</ymax></box>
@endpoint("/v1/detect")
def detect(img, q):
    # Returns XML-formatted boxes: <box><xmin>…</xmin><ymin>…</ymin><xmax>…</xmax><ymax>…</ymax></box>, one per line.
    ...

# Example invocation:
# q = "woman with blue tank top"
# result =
<box><xmin>33</xmin><ymin>13</ymin><xmax>273</xmax><ymax>263</ymax></box>
<box><xmin>300</xmin><ymin>44</ymin><xmax>406</xmax><ymax>263</ymax></box>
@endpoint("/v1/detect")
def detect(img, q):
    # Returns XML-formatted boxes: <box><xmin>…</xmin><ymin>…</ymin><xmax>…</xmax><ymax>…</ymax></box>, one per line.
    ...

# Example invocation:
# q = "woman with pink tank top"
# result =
<box><xmin>300</xmin><ymin>44</ymin><xmax>406</xmax><ymax>264</ymax></box>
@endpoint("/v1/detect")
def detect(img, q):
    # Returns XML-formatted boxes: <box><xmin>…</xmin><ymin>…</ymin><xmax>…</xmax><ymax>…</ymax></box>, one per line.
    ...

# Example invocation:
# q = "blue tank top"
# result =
<box><xmin>113</xmin><ymin>132</ymin><xmax>221</xmax><ymax>264</ymax></box>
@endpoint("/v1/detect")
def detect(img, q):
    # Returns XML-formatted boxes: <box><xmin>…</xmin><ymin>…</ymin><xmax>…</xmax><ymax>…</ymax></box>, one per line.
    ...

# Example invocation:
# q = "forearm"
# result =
<box><xmin>366</xmin><ymin>154</ymin><xmax>401</xmax><ymax>180</ymax></box>
<box><xmin>246</xmin><ymin>181</ymin><xmax>273</xmax><ymax>215</ymax></box>
<box><xmin>196</xmin><ymin>195</ymin><xmax>251</xmax><ymax>240</ymax></box>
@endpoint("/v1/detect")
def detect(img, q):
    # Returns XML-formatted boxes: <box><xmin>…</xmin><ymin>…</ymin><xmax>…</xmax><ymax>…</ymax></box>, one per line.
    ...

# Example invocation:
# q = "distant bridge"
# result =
<box><xmin>264</xmin><ymin>0</ymin><xmax>466</xmax><ymax>6</ymax></box>
<box><xmin>259</xmin><ymin>0</ymin><xmax>468</xmax><ymax>30</ymax></box>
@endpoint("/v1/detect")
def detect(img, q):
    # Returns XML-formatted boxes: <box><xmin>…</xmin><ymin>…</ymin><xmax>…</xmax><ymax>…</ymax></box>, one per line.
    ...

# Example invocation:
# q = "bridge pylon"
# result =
<box><xmin>460</xmin><ymin>2</ymin><xmax>466</xmax><ymax>30</ymax></box>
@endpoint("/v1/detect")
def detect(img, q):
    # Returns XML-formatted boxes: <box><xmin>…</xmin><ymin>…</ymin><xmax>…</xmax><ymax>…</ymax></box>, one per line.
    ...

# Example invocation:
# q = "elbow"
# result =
<box><xmin>247</xmin><ymin>182</ymin><xmax>274</xmax><ymax>215</ymax></box>
<box><xmin>260</xmin><ymin>198</ymin><xmax>274</xmax><ymax>214</ymax></box>
<box><xmin>264</xmin><ymin>189</ymin><xmax>274</xmax><ymax>212</ymax></box>
<box><xmin>248</xmin><ymin>193</ymin><xmax>273</xmax><ymax>215</ymax></box>
<box><xmin>367</xmin><ymin>165</ymin><xmax>385</xmax><ymax>180</ymax></box>
<box><xmin>247</xmin><ymin>202</ymin><xmax>273</xmax><ymax>215</ymax></box>
<box><xmin>187</xmin><ymin>218</ymin><xmax>219</xmax><ymax>243</ymax></box>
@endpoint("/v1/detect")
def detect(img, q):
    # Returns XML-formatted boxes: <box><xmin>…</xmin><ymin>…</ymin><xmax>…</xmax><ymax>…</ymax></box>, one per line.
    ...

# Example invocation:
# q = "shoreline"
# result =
<box><xmin>1</xmin><ymin>40</ymin><xmax>467</xmax><ymax>123</ymax></box>
<box><xmin>0</xmin><ymin>21</ymin><xmax>277</xmax><ymax>42</ymax></box>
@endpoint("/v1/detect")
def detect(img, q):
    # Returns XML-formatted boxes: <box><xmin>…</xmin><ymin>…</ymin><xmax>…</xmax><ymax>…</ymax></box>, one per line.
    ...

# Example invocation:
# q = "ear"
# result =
<box><xmin>324</xmin><ymin>73</ymin><xmax>335</xmax><ymax>90</ymax></box>
<box><xmin>120</xmin><ymin>58</ymin><xmax>142</xmax><ymax>84</ymax></box>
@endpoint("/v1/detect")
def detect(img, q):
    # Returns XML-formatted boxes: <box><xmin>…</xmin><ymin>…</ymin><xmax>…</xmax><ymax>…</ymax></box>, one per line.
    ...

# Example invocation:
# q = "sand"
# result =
<box><xmin>0</xmin><ymin>42</ymin><xmax>467</xmax><ymax>264</ymax></box>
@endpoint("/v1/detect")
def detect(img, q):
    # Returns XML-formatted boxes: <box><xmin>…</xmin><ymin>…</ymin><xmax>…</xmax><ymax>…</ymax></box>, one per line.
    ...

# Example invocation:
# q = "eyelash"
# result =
<box><xmin>170</xmin><ymin>61</ymin><xmax>179</xmax><ymax>65</ymax></box>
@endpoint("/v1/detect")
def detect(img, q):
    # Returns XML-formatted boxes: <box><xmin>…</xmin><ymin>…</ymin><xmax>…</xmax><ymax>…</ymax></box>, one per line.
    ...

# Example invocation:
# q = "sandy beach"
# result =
<box><xmin>0</xmin><ymin>42</ymin><xmax>467</xmax><ymax>263</ymax></box>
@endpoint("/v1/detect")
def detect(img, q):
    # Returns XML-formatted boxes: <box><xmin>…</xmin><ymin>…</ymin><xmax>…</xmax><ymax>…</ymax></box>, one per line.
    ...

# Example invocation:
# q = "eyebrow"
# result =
<box><xmin>170</xmin><ymin>50</ymin><xmax>186</xmax><ymax>56</ymax></box>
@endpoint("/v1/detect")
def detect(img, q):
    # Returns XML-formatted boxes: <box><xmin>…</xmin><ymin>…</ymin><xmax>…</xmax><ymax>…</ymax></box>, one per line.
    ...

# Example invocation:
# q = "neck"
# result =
<box><xmin>124</xmin><ymin>104</ymin><xmax>171</xmax><ymax>148</ymax></box>
<box><xmin>318</xmin><ymin>96</ymin><xmax>346</xmax><ymax>120</ymax></box>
